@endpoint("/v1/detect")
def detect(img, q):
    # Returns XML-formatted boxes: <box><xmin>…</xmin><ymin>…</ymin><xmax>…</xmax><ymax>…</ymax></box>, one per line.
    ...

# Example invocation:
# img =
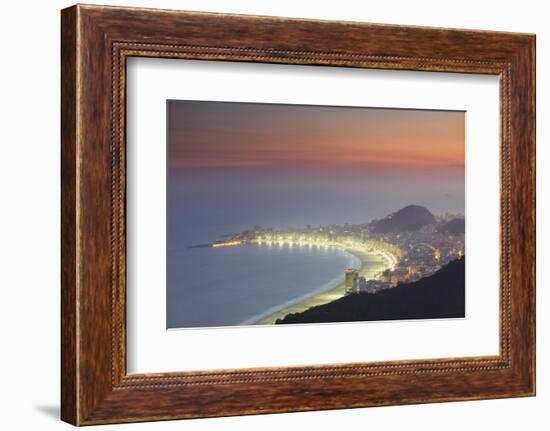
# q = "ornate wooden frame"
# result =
<box><xmin>61</xmin><ymin>4</ymin><xmax>535</xmax><ymax>425</ymax></box>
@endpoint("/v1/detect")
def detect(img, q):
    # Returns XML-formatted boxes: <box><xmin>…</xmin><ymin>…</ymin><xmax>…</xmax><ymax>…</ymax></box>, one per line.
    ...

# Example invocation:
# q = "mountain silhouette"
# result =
<box><xmin>371</xmin><ymin>204</ymin><xmax>436</xmax><ymax>233</ymax></box>
<box><xmin>438</xmin><ymin>218</ymin><xmax>465</xmax><ymax>235</ymax></box>
<box><xmin>276</xmin><ymin>257</ymin><xmax>465</xmax><ymax>324</ymax></box>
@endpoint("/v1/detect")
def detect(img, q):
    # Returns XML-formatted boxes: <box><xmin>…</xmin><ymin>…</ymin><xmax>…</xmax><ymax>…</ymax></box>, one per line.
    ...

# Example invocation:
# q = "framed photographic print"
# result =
<box><xmin>61</xmin><ymin>4</ymin><xmax>536</xmax><ymax>425</ymax></box>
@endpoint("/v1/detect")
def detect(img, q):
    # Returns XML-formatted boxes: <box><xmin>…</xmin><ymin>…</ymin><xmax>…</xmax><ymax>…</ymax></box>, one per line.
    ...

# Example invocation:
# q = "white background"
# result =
<box><xmin>127</xmin><ymin>59</ymin><xmax>499</xmax><ymax>373</ymax></box>
<box><xmin>0</xmin><ymin>0</ymin><xmax>547</xmax><ymax>430</ymax></box>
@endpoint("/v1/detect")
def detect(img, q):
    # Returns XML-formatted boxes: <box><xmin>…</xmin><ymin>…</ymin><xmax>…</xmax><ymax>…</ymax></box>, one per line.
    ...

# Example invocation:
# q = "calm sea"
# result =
<box><xmin>167</xmin><ymin>243</ymin><xmax>359</xmax><ymax>328</ymax></box>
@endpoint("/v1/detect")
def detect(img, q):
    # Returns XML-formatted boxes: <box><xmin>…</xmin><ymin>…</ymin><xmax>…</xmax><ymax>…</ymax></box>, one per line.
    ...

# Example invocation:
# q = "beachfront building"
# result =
<box><xmin>345</xmin><ymin>269</ymin><xmax>359</xmax><ymax>295</ymax></box>
<box><xmin>352</xmin><ymin>275</ymin><xmax>366</xmax><ymax>294</ymax></box>
<box><xmin>350</xmin><ymin>275</ymin><xmax>392</xmax><ymax>294</ymax></box>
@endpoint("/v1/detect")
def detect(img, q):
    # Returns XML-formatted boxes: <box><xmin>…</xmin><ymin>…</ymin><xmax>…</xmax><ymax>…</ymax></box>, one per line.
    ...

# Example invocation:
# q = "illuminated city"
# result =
<box><xmin>208</xmin><ymin>206</ymin><xmax>465</xmax><ymax>312</ymax></box>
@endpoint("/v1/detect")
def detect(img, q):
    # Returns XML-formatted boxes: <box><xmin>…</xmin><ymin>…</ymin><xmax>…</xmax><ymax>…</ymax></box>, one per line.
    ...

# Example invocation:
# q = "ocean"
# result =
<box><xmin>167</xmin><ymin>243</ymin><xmax>360</xmax><ymax>328</ymax></box>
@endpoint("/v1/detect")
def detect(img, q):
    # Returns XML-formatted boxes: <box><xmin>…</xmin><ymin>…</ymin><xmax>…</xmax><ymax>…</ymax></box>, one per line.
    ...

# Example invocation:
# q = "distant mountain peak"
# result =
<box><xmin>372</xmin><ymin>205</ymin><xmax>435</xmax><ymax>233</ymax></box>
<box><xmin>438</xmin><ymin>218</ymin><xmax>465</xmax><ymax>235</ymax></box>
<box><xmin>400</xmin><ymin>204</ymin><xmax>429</xmax><ymax>212</ymax></box>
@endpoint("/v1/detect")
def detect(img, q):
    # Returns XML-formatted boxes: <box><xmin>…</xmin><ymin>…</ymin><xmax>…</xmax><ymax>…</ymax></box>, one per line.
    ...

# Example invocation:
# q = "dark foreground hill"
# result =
<box><xmin>371</xmin><ymin>205</ymin><xmax>436</xmax><ymax>233</ymax></box>
<box><xmin>438</xmin><ymin>218</ymin><xmax>465</xmax><ymax>235</ymax></box>
<box><xmin>276</xmin><ymin>257</ymin><xmax>465</xmax><ymax>324</ymax></box>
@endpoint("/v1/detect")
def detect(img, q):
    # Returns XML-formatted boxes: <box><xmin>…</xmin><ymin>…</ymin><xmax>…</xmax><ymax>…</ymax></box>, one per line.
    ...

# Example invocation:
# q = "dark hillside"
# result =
<box><xmin>276</xmin><ymin>257</ymin><xmax>465</xmax><ymax>324</ymax></box>
<box><xmin>438</xmin><ymin>218</ymin><xmax>465</xmax><ymax>235</ymax></box>
<box><xmin>371</xmin><ymin>205</ymin><xmax>436</xmax><ymax>233</ymax></box>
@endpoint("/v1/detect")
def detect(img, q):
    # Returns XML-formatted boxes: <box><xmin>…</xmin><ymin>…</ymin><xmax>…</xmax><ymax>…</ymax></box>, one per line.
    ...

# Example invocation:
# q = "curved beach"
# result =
<box><xmin>251</xmin><ymin>248</ymin><xmax>391</xmax><ymax>325</ymax></box>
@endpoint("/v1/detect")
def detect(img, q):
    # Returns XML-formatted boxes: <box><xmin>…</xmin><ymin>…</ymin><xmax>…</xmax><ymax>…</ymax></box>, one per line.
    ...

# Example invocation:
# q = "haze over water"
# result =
<box><xmin>167</xmin><ymin>101</ymin><xmax>465</xmax><ymax>329</ymax></box>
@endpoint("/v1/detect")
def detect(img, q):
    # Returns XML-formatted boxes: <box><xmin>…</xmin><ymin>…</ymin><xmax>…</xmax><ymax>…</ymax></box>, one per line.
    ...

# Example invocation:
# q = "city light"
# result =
<box><xmin>212</xmin><ymin>240</ymin><xmax>242</xmax><ymax>248</ymax></box>
<box><xmin>210</xmin><ymin>213</ymin><xmax>464</xmax><ymax>297</ymax></box>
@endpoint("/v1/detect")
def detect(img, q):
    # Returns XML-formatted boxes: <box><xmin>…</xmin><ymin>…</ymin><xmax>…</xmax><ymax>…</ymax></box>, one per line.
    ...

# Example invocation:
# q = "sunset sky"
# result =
<box><xmin>167</xmin><ymin>100</ymin><xmax>465</xmax><ymax>229</ymax></box>
<box><xmin>167</xmin><ymin>100</ymin><xmax>464</xmax><ymax>173</ymax></box>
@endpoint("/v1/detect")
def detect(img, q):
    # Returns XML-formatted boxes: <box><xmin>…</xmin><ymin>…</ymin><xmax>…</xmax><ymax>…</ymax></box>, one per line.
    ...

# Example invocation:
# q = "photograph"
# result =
<box><xmin>167</xmin><ymin>100</ymin><xmax>466</xmax><ymax>329</ymax></box>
